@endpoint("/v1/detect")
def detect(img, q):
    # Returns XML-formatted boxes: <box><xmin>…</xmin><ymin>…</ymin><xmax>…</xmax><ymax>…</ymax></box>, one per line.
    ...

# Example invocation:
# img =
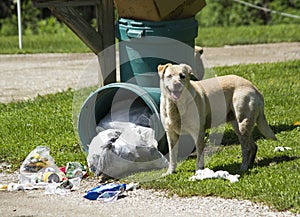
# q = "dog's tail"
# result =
<box><xmin>257</xmin><ymin>107</ymin><xmax>277</xmax><ymax>140</ymax></box>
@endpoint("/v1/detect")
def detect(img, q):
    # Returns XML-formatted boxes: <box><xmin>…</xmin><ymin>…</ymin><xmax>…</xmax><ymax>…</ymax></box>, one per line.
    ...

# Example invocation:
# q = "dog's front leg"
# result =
<box><xmin>165</xmin><ymin>130</ymin><xmax>179</xmax><ymax>175</ymax></box>
<box><xmin>194</xmin><ymin>132</ymin><xmax>205</xmax><ymax>171</ymax></box>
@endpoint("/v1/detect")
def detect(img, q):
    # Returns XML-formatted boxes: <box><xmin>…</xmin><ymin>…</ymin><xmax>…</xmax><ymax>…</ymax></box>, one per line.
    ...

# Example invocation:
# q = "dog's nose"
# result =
<box><xmin>173</xmin><ymin>82</ymin><xmax>181</xmax><ymax>89</ymax></box>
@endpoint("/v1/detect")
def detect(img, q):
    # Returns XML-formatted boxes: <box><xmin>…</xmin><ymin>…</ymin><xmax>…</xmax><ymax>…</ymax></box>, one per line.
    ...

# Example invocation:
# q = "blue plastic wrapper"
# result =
<box><xmin>83</xmin><ymin>183</ymin><xmax>127</xmax><ymax>201</ymax></box>
<box><xmin>97</xmin><ymin>191</ymin><xmax>121</xmax><ymax>202</ymax></box>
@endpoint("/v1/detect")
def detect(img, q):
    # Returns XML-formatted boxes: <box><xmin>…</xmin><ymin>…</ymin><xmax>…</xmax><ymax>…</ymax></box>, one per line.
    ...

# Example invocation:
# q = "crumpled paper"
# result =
<box><xmin>274</xmin><ymin>146</ymin><xmax>292</xmax><ymax>152</ymax></box>
<box><xmin>189</xmin><ymin>168</ymin><xmax>240</xmax><ymax>183</ymax></box>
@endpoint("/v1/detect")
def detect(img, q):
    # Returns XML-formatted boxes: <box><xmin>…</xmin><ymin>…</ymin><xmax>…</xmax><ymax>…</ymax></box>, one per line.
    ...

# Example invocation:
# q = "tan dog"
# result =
<box><xmin>158</xmin><ymin>63</ymin><xmax>277</xmax><ymax>175</ymax></box>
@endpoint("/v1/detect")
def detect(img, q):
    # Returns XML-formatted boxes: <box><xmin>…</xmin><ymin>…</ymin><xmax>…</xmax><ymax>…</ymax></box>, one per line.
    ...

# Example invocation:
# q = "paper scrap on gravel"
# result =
<box><xmin>189</xmin><ymin>168</ymin><xmax>240</xmax><ymax>183</ymax></box>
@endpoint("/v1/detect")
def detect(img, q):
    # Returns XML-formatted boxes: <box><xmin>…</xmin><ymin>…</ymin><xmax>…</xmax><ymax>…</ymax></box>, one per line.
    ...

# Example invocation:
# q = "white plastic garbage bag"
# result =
<box><xmin>87</xmin><ymin>122</ymin><xmax>168</xmax><ymax>178</ymax></box>
<box><xmin>97</xmin><ymin>99</ymin><xmax>153</xmax><ymax>133</ymax></box>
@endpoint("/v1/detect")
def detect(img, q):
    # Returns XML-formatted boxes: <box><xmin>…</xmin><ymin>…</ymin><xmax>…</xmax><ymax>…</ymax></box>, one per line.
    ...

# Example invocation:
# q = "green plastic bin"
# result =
<box><xmin>116</xmin><ymin>17</ymin><xmax>198</xmax><ymax>88</ymax></box>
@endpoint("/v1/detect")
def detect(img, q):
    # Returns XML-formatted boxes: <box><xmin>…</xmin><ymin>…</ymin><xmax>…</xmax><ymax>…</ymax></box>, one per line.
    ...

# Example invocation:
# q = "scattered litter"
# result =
<box><xmin>0</xmin><ymin>146</ymin><xmax>86</xmax><ymax>196</ymax></box>
<box><xmin>44</xmin><ymin>182</ymin><xmax>67</xmax><ymax>195</ymax></box>
<box><xmin>7</xmin><ymin>182</ymin><xmax>47</xmax><ymax>191</ymax></box>
<box><xmin>97</xmin><ymin>191</ymin><xmax>121</xmax><ymax>202</ymax></box>
<box><xmin>65</xmin><ymin>162</ymin><xmax>87</xmax><ymax>179</ymax></box>
<box><xmin>294</xmin><ymin>121</ymin><xmax>300</xmax><ymax>126</ymax></box>
<box><xmin>2</xmin><ymin>143</ymin><xmax>141</xmax><ymax>202</ymax></box>
<box><xmin>87</xmin><ymin>122</ymin><xmax>168</xmax><ymax>178</ymax></box>
<box><xmin>274</xmin><ymin>146</ymin><xmax>292</xmax><ymax>152</ymax></box>
<box><xmin>7</xmin><ymin>183</ymin><xmax>30</xmax><ymax>191</ymax></box>
<box><xmin>189</xmin><ymin>168</ymin><xmax>240</xmax><ymax>183</ymax></box>
<box><xmin>61</xmin><ymin>177</ymin><xmax>82</xmax><ymax>191</ymax></box>
<box><xmin>125</xmin><ymin>182</ymin><xmax>139</xmax><ymax>191</ymax></box>
<box><xmin>83</xmin><ymin>183</ymin><xmax>127</xmax><ymax>202</ymax></box>
<box><xmin>19</xmin><ymin>146</ymin><xmax>65</xmax><ymax>184</ymax></box>
<box><xmin>0</xmin><ymin>184</ymin><xmax>8</xmax><ymax>191</ymax></box>
<box><xmin>0</xmin><ymin>163</ymin><xmax>12</xmax><ymax>172</ymax></box>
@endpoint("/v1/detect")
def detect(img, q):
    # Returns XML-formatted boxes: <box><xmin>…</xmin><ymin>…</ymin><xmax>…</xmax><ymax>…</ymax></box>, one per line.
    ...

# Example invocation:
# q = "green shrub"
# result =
<box><xmin>196</xmin><ymin>0</ymin><xmax>300</xmax><ymax>27</ymax></box>
<box><xmin>0</xmin><ymin>0</ymin><xmax>40</xmax><ymax>36</ymax></box>
<box><xmin>0</xmin><ymin>15</ymin><xmax>18</xmax><ymax>36</ymax></box>
<box><xmin>36</xmin><ymin>17</ymin><xmax>69</xmax><ymax>35</ymax></box>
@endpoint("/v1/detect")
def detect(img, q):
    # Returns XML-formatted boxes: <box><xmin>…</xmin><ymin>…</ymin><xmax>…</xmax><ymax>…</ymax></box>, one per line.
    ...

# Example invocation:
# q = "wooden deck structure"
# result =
<box><xmin>32</xmin><ymin>0</ymin><xmax>116</xmax><ymax>84</ymax></box>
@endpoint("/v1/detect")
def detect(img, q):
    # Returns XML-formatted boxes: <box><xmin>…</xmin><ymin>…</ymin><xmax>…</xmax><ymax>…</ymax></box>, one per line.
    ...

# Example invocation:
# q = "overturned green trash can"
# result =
<box><xmin>78</xmin><ymin>83</ymin><xmax>167</xmax><ymax>154</ymax></box>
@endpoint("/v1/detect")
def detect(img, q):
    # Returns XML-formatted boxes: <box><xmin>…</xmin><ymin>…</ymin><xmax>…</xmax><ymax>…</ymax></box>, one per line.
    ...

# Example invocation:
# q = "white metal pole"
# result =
<box><xmin>17</xmin><ymin>0</ymin><xmax>22</xmax><ymax>49</ymax></box>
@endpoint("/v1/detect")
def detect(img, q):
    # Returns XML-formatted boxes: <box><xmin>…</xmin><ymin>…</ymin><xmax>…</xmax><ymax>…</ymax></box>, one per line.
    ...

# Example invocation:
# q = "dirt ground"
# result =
<box><xmin>0</xmin><ymin>42</ymin><xmax>299</xmax><ymax>217</ymax></box>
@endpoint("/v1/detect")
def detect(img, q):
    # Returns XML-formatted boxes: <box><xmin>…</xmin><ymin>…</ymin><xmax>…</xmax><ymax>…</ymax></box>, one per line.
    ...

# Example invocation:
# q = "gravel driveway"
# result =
<box><xmin>0</xmin><ymin>42</ymin><xmax>299</xmax><ymax>217</ymax></box>
<box><xmin>0</xmin><ymin>42</ymin><xmax>299</xmax><ymax>103</ymax></box>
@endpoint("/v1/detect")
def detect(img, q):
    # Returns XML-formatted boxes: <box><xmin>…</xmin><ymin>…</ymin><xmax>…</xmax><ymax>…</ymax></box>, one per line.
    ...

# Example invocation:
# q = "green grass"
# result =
<box><xmin>196</xmin><ymin>24</ymin><xmax>300</xmax><ymax>47</ymax></box>
<box><xmin>0</xmin><ymin>31</ymin><xmax>90</xmax><ymax>54</ymax></box>
<box><xmin>0</xmin><ymin>60</ymin><xmax>299</xmax><ymax>213</ymax></box>
<box><xmin>0</xmin><ymin>91</ymin><xmax>87</xmax><ymax>168</ymax></box>
<box><xmin>0</xmin><ymin>24</ymin><xmax>299</xmax><ymax>54</ymax></box>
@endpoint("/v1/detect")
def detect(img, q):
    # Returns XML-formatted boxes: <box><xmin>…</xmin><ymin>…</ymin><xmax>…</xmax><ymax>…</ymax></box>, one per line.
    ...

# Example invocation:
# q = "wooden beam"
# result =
<box><xmin>97</xmin><ymin>0</ymin><xmax>115</xmax><ymax>49</ymax></box>
<box><xmin>49</xmin><ymin>6</ymin><xmax>103</xmax><ymax>55</ymax></box>
<box><xmin>96</xmin><ymin>0</ymin><xmax>116</xmax><ymax>84</ymax></box>
<box><xmin>33</xmin><ymin>1</ymin><xmax>116</xmax><ymax>84</ymax></box>
<box><xmin>33</xmin><ymin>0</ymin><xmax>100</xmax><ymax>8</ymax></box>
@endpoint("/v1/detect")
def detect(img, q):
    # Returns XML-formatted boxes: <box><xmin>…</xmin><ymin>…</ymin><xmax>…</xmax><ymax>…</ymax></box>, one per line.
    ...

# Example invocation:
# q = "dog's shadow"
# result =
<box><xmin>205</xmin><ymin>124</ymin><xmax>298</xmax><ymax>177</ymax></box>
<box><xmin>221</xmin><ymin>124</ymin><xmax>297</xmax><ymax>146</ymax></box>
<box><xmin>210</xmin><ymin>155</ymin><xmax>299</xmax><ymax>178</ymax></box>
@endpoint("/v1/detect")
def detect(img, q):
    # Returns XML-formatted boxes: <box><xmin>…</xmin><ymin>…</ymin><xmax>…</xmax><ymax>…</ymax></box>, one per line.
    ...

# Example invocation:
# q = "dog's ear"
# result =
<box><xmin>179</xmin><ymin>64</ymin><xmax>193</xmax><ymax>75</ymax></box>
<box><xmin>158</xmin><ymin>63</ymin><xmax>172</xmax><ymax>78</ymax></box>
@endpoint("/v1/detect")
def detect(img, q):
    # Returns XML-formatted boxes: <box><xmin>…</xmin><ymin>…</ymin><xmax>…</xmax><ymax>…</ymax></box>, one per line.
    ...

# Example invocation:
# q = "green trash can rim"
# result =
<box><xmin>78</xmin><ymin>83</ymin><xmax>165</xmax><ymax>153</ymax></box>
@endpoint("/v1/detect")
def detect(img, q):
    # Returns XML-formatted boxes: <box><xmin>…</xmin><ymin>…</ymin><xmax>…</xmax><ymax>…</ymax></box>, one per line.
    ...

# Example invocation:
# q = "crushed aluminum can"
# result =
<box><xmin>65</xmin><ymin>162</ymin><xmax>87</xmax><ymax>179</ymax></box>
<box><xmin>43</xmin><ymin>172</ymin><xmax>60</xmax><ymax>183</ymax></box>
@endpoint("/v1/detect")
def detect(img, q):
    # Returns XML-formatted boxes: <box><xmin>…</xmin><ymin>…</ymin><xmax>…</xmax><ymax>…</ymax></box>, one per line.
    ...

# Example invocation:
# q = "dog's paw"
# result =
<box><xmin>161</xmin><ymin>172</ymin><xmax>171</xmax><ymax>177</ymax></box>
<box><xmin>161</xmin><ymin>169</ymin><xmax>175</xmax><ymax>177</ymax></box>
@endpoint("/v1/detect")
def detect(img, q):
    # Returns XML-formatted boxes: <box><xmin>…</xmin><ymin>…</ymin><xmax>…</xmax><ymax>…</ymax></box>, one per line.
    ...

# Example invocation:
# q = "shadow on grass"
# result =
<box><xmin>210</xmin><ymin>155</ymin><xmax>300</xmax><ymax>178</ymax></box>
<box><xmin>179</xmin><ymin>124</ymin><xmax>298</xmax><ymax>176</ymax></box>
<box><xmin>211</xmin><ymin>163</ymin><xmax>244</xmax><ymax>176</ymax></box>
<box><xmin>176</xmin><ymin>124</ymin><xmax>297</xmax><ymax>157</ymax></box>
<box><xmin>220</xmin><ymin>124</ymin><xmax>298</xmax><ymax>146</ymax></box>
<box><xmin>271</xmin><ymin>124</ymin><xmax>298</xmax><ymax>135</ymax></box>
<box><xmin>256</xmin><ymin>155</ymin><xmax>300</xmax><ymax>168</ymax></box>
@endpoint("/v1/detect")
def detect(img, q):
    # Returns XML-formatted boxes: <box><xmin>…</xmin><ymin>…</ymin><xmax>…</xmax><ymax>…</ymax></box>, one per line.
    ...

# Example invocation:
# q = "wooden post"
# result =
<box><xmin>96</xmin><ymin>0</ymin><xmax>116</xmax><ymax>84</ymax></box>
<box><xmin>49</xmin><ymin>6</ymin><xmax>103</xmax><ymax>55</ymax></box>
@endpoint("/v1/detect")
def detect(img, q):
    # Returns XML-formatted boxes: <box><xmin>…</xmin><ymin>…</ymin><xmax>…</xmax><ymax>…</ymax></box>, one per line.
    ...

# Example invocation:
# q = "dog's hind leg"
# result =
<box><xmin>231</xmin><ymin>92</ymin><xmax>261</xmax><ymax>170</ymax></box>
<box><xmin>231</xmin><ymin>118</ymin><xmax>257</xmax><ymax>171</ymax></box>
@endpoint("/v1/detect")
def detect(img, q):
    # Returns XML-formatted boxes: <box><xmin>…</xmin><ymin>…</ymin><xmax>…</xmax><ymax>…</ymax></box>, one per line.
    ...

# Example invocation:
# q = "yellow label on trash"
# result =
<box><xmin>43</xmin><ymin>172</ymin><xmax>60</xmax><ymax>183</ymax></box>
<box><xmin>0</xmin><ymin>184</ymin><xmax>8</xmax><ymax>190</ymax></box>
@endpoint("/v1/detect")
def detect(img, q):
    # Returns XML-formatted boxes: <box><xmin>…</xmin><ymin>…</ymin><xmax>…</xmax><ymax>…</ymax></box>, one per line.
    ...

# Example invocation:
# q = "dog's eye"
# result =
<box><xmin>166</xmin><ymin>74</ymin><xmax>172</xmax><ymax>78</ymax></box>
<box><xmin>179</xmin><ymin>73</ymin><xmax>186</xmax><ymax>79</ymax></box>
